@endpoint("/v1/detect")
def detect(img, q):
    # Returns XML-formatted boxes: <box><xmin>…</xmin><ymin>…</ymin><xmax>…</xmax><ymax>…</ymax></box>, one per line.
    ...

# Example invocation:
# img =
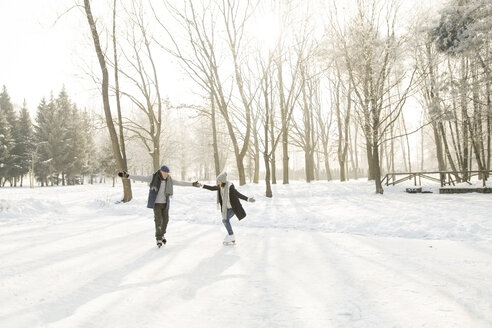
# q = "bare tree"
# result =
<box><xmin>83</xmin><ymin>0</ymin><xmax>132</xmax><ymax>202</ymax></box>
<box><xmin>328</xmin><ymin>0</ymin><xmax>416</xmax><ymax>193</ymax></box>
<box><xmin>113</xmin><ymin>0</ymin><xmax>128</xmax><ymax>174</ymax></box>
<box><xmin>152</xmin><ymin>0</ymin><xmax>259</xmax><ymax>185</ymax></box>
<box><xmin>113</xmin><ymin>1</ymin><xmax>165</xmax><ymax>171</ymax></box>
<box><xmin>291</xmin><ymin>57</ymin><xmax>320</xmax><ymax>182</ymax></box>
<box><xmin>256</xmin><ymin>53</ymin><xmax>283</xmax><ymax>196</ymax></box>
<box><xmin>413</xmin><ymin>35</ymin><xmax>458</xmax><ymax>182</ymax></box>
<box><xmin>261</xmin><ymin>69</ymin><xmax>274</xmax><ymax>196</ymax></box>
<box><xmin>324</xmin><ymin>61</ymin><xmax>351</xmax><ymax>181</ymax></box>
<box><xmin>276</xmin><ymin>41</ymin><xmax>303</xmax><ymax>184</ymax></box>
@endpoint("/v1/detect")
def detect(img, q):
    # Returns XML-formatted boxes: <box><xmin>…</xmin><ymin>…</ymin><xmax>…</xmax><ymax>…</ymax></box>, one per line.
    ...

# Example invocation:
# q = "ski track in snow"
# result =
<box><xmin>0</xmin><ymin>180</ymin><xmax>491</xmax><ymax>327</ymax></box>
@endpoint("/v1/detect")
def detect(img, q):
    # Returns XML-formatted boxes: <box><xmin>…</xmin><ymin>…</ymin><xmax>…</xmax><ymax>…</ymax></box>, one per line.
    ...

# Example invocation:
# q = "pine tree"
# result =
<box><xmin>33</xmin><ymin>88</ymin><xmax>96</xmax><ymax>186</ymax></box>
<box><xmin>64</xmin><ymin>104</ymin><xmax>86</xmax><ymax>184</ymax></box>
<box><xmin>98</xmin><ymin>142</ymin><xmax>117</xmax><ymax>186</ymax></box>
<box><xmin>0</xmin><ymin>86</ymin><xmax>16</xmax><ymax>124</ymax></box>
<box><xmin>14</xmin><ymin>101</ymin><xmax>35</xmax><ymax>186</ymax></box>
<box><xmin>0</xmin><ymin>109</ymin><xmax>14</xmax><ymax>184</ymax></box>
<box><xmin>54</xmin><ymin>88</ymin><xmax>72</xmax><ymax>185</ymax></box>
<box><xmin>79</xmin><ymin>110</ymin><xmax>96</xmax><ymax>184</ymax></box>
<box><xmin>0</xmin><ymin>86</ymin><xmax>18</xmax><ymax>184</ymax></box>
<box><xmin>431</xmin><ymin>0</ymin><xmax>492</xmax><ymax>54</ymax></box>
<box><xmin>34</xmin><ymin>97</ymin><xmax>56</xmax><ymax>186</ymax></box>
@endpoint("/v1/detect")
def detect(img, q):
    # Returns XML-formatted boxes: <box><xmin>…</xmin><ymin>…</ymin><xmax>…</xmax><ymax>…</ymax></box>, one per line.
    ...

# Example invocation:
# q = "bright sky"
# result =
<box><xmin>0</xmin><ymin>0</ymin><xmax>191</xmax><ymax>116</ymax></box>
<box><xmin>0</xmin><ymin>0</ymin><xmax>445</xmax><ymax>117</ymax></box>
<box><xmin>0</xmin><ymin>0</ymin><xmax>91</xmax><ymax>113</ymax></box>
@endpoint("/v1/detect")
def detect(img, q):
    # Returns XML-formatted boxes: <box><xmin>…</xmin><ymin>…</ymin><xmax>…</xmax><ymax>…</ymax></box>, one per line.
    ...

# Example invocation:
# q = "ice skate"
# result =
<box><xmin>223</xmin><ymin>234</ymin><xmax>236</xmax><ymax>246</ymax></box>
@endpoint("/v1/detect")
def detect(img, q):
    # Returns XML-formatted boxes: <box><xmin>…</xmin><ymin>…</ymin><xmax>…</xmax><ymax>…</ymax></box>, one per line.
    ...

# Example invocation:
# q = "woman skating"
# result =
<box><xmin>202</xmin><ymin>172</ymin><xmax>255</xmax><ymax>245</ymax></box>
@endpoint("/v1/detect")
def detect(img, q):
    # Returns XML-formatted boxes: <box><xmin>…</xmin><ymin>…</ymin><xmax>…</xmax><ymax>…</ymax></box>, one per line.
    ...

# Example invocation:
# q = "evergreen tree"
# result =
<box><xmin>64</xmin><ymin>104</ymin><xmax>87</xmax><ymax>184</ymax></box>
<box><xmin>98</xmin><ymin>142</ymin><xmax>117</xmax><ymax>185</ymax></box>
<box><xmin>431</xmin><ymin>0</ymin><xmax>492</xmax><ymax>54</ymax></box>
<box><xmin>33</xmin><ymin>88</ymin><xmax>96</xmax><ymax>186</ymax></box>
<box><xmin>79</xmin><ymin>110</ymin><xmax>96</xmax><ymax>184</ymax></box>
<box><xmin>0</xmin><ymin>86</ymin><xmax>16</xmax><ymax>124</ymax></box>
<box><xmin>64</xmin><ymin>104</ymin><xmax>79</xmax><ymax>183</ymax></box>
<box><xmin>0</xmin><ymin>109</ymin><xmax>14</xmax><ymax>184</ymax></box>
<box><xmin>54</xmin><ymin>88</ymin><xmax>72</xmax><ymax>185</ymax></box>
<box><xmin>13</xmin><ymin>101</ymin><xmax>35</xmax><ymax>186</ymax></box>
<box><xmin>0</xmin><ymin>86</ymin><xmax>18</xmax><ymax>184</ymax></box>
<box><xmin>34</xmin><ymin>97</ymin><xmax>56</xmax><ymax>186</ymax></box>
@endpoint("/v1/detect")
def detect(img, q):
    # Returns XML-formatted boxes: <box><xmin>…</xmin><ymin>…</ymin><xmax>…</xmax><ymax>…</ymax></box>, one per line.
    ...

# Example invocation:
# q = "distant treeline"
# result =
<box><xmin>0</xmin><ymin>86</ymin><xmax>115</xmax><ymax>187</ymax></box>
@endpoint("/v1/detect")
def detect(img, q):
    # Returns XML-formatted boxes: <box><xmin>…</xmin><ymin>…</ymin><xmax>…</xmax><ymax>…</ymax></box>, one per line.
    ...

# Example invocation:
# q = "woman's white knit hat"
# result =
<box><xmin>216</xmin><ymin>172</ymin><xmax>227</xmax><ymax>183</ymax></box>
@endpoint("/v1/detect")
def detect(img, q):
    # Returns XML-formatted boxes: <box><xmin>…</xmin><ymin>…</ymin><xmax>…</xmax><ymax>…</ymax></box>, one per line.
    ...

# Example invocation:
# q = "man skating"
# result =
<box><xmin>118</xmin><ymin>165</ymin><xmax>200</xmax><ymax>247</ymax></box>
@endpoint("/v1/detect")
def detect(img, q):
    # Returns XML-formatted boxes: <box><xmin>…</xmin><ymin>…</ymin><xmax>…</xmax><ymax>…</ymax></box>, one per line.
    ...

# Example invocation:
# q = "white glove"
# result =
<box><xmin>247</xmin><ymin>197</ymin><xmax>256</xmax><ymax>203</ymax></box>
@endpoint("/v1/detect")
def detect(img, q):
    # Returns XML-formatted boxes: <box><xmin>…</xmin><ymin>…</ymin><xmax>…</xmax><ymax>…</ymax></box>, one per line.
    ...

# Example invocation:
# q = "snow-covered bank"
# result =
<box><xmin>2</xmin><ymin>179</ymin><xmax>491</xmax><ymax>242</ymax></box>
<box><xmin>1</xmin><ymin>181</ymin><xmax>491</xmax><ymax>327</ymax></box>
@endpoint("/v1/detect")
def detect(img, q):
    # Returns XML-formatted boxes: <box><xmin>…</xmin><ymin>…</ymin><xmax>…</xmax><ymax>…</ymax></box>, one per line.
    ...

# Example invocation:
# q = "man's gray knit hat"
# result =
<box><xmin>216</xmin><ymin>172</ymin><xmax>227</xmax><ymax>183</ymax></box>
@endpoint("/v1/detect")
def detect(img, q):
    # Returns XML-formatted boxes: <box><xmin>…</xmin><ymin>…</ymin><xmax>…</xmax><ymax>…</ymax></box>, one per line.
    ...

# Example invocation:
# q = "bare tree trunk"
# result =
<box><xmin>253</xmin><ymin>129</ymin><xmax>260</xmax><ymax>184</ymax></box>
<box><xmin>402</xmin><ymin>114</ymin><xmax>412</xmax><ymax>172</ymax></box>
<box><xmin>389</xmin><ymin>127</ymin><xmax>395</xmax><ymax>174</ymax></box>
<box><xmin>314</xmin><ymin>152</ymin><xmax>320</xmax><ymax>181</ymax></box>
<box><xmin>349</xmin><ymin>124</ymin><xmax>359</xmax><ymax>179</ymax></box>
<box><xmin>264</xmin><ymin>149</ymin><xmax>272</xmax><ymax>198</ymax></box>
<box><xmin>447</xmin><ymin>120</ymin><xmax>462</xmax><ymax>175</ymax></box>
<box><xmin>477</xmin><ymin>51</ymin><xmax>492</xmax><ymax>172</ymax></box>
<box><xmin>278</xmin><ymin>60</ymin><xmax>290</xmax><ymax>185</ymax></box>
<box><xmin>270</xmin><ymin>108</ymin><xmax>277</xmax><ymax>185</ymax></box>
<box><xmin>264</xmin><ymin>81</ymin><xmax>273</xmax><ymax>197</ymax></box>
<box><xmin>325</xmin><ymin>155</ymin><xmax>332</xmax><ymax>181</ymax></box>
<box><xmin>470</xmin><ymin>62</ymin><xmax>487</xmax><ymax>178</ymax></box>
<box><xmin>366</xmin><ymin>136</ymin><xmax>374</xmax><ymax>180</ymax></box>
<box><xmin>380</xmin><ymin>138</ymin><xmax>386</xmax><ymax>176</ymax></box>
<box><xmin>83</xmin><ymin>0</ymin><xmax>132</xmax><ymax>202</ymax></box>
<box><xmin>433</xmin><ymin>123</ymin><xmax>447</xmax><ymax>171</ymax></box>
<box><xmin>112</xmin><ymin>0</ymin><xmax>132</xmax><ymax>200</ymax></box>
<box><xmin>487</xmin><ymin>79</ymin><xmax>492</xmax><ymax>171</ymax></box>
<box><xmin>466</xmin><ymin>90</ymin><xmax>486</xmax><ymax>175</ymax></box>
<box><xmin>341</xmin><ymin>87</ymin><xmax>351</xmax><ymax>180</ymax></box>
<box><xmin>373</xmin><ymin>143</ymin><xmax>384</xmax><ymax>194</ymax></box>
<box><xmin>211</xmin><ymin>92</ymin><xmax>221</xmax><ymax>177</ymax></box>
<box><xmin>420</xmin><ymin>114</ymin><xmax>425</xmax><ymax>172</ymax></box>
<box><xmin>460</xmin><ymin>58</ymin><xmax>470</xmax><ymax>179</ymax></box>
<box><xmin>334</xmin><ymin>74</ymin><xmax>346</xmax><ymax>181</ymax></box>
<box><xmin>299</xmin><ymin>66</ymin><xmax>315</xmax><ymax>182</ymax></box>
<box><xmin>261</xmin><ymin>71</ymin><xmax>273</xmax><ymax>197</ymax></box>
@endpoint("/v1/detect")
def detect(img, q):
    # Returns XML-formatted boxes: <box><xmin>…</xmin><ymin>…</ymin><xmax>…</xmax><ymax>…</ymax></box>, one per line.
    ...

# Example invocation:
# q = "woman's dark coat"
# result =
<box><xmin>203</xmin><ymin>183</ymin><xmax>248</xmax><ymax>220</ymax></box>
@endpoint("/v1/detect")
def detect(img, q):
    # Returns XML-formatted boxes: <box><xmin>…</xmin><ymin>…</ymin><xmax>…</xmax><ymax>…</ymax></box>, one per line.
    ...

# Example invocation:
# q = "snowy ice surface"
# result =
<box><xmin>1</xmin><ymin>179</ymin><xmax>491</xmax><ymax>327</ymax></box>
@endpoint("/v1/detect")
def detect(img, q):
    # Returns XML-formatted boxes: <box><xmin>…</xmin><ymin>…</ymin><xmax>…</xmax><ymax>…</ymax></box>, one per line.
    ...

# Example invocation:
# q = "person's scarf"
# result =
<box><xmin>150</xmin><ymin>171</ymin><xmax>174</xmax><ymax>198</ymax></box>
<box><xmin>219</xmin><ymin>181</ymin><xmax>231</xmax><ymax>219</ymax></box>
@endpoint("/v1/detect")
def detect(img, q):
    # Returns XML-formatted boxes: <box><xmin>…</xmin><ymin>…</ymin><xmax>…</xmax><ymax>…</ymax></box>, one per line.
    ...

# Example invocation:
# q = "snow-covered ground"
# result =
<box><xmin>1</xmin><ymin>179</ymin><xmax>491</xmax><ymax>327</ymax></box>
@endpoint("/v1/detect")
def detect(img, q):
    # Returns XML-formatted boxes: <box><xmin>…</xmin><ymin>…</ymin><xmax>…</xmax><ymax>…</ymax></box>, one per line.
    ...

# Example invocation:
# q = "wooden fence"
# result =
<box><xmin>381</xmin><ymin>170</ymin><xmax>492</xmax><ymax>187</ymax></box>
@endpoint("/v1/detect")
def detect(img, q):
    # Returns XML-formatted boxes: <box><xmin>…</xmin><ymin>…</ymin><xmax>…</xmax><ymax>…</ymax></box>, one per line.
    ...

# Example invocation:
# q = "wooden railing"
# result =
<box><xmin>381</xmin><ymin>170</ymin><xmax>492</xmax><ymax>187</ymax></box>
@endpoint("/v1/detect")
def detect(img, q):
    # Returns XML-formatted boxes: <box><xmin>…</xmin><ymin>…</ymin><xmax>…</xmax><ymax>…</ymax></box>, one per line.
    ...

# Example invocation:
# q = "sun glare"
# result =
<box><xmin>252</xmin><ymin>14</ymin><xmax>281</xmax><ymax>51</ymax></box>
